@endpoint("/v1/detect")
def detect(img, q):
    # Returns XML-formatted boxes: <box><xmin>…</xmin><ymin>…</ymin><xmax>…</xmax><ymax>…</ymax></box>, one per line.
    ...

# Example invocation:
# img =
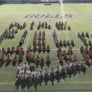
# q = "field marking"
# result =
<box><xmin>1</xmin><ymin>82</ymin><xmax>92</xmax><ymax>85</ymax></box>
<box><xmin>0</xmin><ymin>83</ymin><xmax>14</xmax><ymax>85</ymax></box>
<box><xmin>1</xmin><ymin>30</ymin><xmax>91</xmax><ymax>35</ymax></box>
<box><xmin>0</xmin><ymin>48</ymin><xmax>80</xmax><ymax>52</ymax></box>
<box><xmin>22</xmin><ymin>48</ymin><xmax>80</xmax><ymax>51</ymax></box>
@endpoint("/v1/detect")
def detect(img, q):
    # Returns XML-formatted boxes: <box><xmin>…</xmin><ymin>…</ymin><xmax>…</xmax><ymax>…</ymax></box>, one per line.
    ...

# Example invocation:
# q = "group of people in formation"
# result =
<box><xmin>80</xmin><ymin>45</ymin><xmax>92</xmax><ymax>66</ymax></box>
<box><xmin>57</xmin><ymin>47</ymin><xmax>76</xmax><ymax>66</ymax></box>
<box><xmin>0</xmin><ymin>45</ymin><xmax>51</xmax><ymax>68</ymax></box>
<box><xmin>37</xmin><ymin>22</ymin><xmax>51</xmax><ymax>30</ymax></box>
<box><xmin>57</xmin><ymin>46</ymin><xmax>92</xmax><ymax>67</ymax></box>
<box><xmin>78</xmin><ymin>32</ymin><xmax>92</xmax><ymax>46</ymax></box>
<box><xmin>15</xmin><ymin>58</ymin><xmax>87</xmax><ymax>90</ymax></box>
<box><xmin>55</xmin><ymin>21</ymin><xmax>71</xmax><ymax>31</ymax></box>
<box><xmin>26</xmin><ymin>49</ymin><xmax>51</xmax><ymax>68</ymax></box>
<box><xmin>0</xmin><ymin>47</ymin><xmax>24</xmax><ymax>67</ymax></box>
<box><xmin>0</xmin><ymin>22</ymin><xmax>26</xmax><ymax>44</ymax></box>
<box><xmin>32</xmin><ymin>31</ymin><xmax>50</xmax><ymax>53</ymax></box>
<box><xmin>30</xmin><ymin>21</ymin><xmax>71</xmax><ymax>31</ymax></box>
<box><xmin>53</xmin><ymin>31</ymin><xmax>75</xmax><ymax>48</ymax></box>
<box><xmin>19</xmin><ymin>30</ymin><xmax>27</xmax><ymax>46</ymax></box>
<box><xmin>0</xmin><ymin>20</ymin><xmax>92</xmax><ymax>90</ymax></box>
<box><xmin>0</xmin><ymin>21</ymin><xmax>71</xmax><ymax>46</ymax></box>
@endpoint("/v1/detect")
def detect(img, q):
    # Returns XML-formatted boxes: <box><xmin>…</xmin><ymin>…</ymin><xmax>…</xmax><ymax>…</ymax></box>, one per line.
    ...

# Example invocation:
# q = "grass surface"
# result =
<box><xmin>0</xmin><ymin>3</ymin><xmax>92</xmax><ymax>92</ymax></box>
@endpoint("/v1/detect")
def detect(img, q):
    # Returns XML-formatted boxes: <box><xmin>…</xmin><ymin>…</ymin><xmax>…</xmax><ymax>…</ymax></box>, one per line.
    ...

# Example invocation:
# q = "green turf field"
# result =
<box><xmin>0</xmin><ymin>3</ymin><xmax>92</xmax><ymax>92</ymax></box>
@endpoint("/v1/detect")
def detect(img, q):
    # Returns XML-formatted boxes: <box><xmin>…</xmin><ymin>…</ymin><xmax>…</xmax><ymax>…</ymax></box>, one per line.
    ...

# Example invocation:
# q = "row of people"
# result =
<box><xmin>33</xmin><ymin>31</ymin><xmax>45</xmax><ymax>41</ymax></box>
<box><xmin>32</xmin><ymin>31</ymin><xmax>50</xmax><ymax>53</ymax></box>
<box><xmin>15</xmin><ymin>61</ymin><xmax>87</xmax><ymax>90</ymax></box>
<box><xmin>80</xmin><ymin>46</ymin><xmax>92</xmax><ymax>66</ymax></box>
<box><xmin>0</xmin><ymin>52</ymin><xmax>51</xmax><ymax>68</ymax></box>
<box><xmin>77</xmin><ymin>32</ymin><xmax>91</xmax><ymax>46</ymax></box>
<box><xmin>78</xmin><ymin>32</ymin><xmax>89</xmax><ymax>39</ymax></box>
<box><xmin>30</xmin><ymin>21</ymin><xmax>71</xmax><ymax>31</ymax></box>
<box><xmin>0</xmin><ymin>46</ymin><xmax>51</xmax><ymax>68</ymax></box>
<box><xmin>55</xmin><ymin>40</ymin><xmax>75</xmax><ymax>48</ymax></box>
<box><xmin>28</xmin><ymin>45</ymin><xmax>50</xmax><ymax>53</ymax></box>
<box><xmin>19</xmin><ymin>30</ymin><xmax>28</xmax><ymax>46</ymax></box>
<box><xmin>57</xmin><ymin>47</ymin><xmax>76</xmax><ymax>65</ymax></box>
<box><xmin>55</xmin><ymin>21</ymin><xmax>71</xmax><ymax>31</ymax></box>
<box><xmin>37</xmin><ymin>22</ymin><xmax>51</xmax><ymax>30</ymax></box>
<box><xmin>9</xmin><ymin>22</ymin><xmax>26</xmax><ymax>30</ymax></box>
<box><xmin>30</xmin><ymin>21</ymin><xmax>51</xmax><ymax>30</ymax></box>
<box><xmin>0</xmin><ymin>46</ymin><xmax>24</xmax><ymax>56</ymax></box>
<box><xmin>53</xmin><ymin>31</ymin><xmax>75</xmax><ymax>48</ymax></box>
<box><xmin>0</xmin><ymin>22</ymin><xmax>26</xmax><ymax>44</ymax></box>
<box><xmin>0</xmin><ymin>28</ymin><xmax>18</xmax><ymax>43</ymax></box>
<box><xmin>0</xmin><ymin>54</ymin><xmax>24</xmax><ymax>67</ymax></box>
<box><xmin>26</xmin><ymin>51</ymin><xmax>51</xmax><ymax>68</ymax></box>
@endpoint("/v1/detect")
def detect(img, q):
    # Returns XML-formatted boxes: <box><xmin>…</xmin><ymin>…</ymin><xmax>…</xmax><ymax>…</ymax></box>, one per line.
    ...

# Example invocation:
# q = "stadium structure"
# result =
<box><xmin>0</xmin><ymin>0</ymin><xmax>92</xmax><ymax>3</ymax></box>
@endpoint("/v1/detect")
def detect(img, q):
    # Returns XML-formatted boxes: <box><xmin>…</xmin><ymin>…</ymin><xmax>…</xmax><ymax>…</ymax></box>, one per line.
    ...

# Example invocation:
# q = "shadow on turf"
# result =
<box><xmin>15</xmin><ymin>80</ymin><xmax>39</xmax><ymax>91</ymax></box>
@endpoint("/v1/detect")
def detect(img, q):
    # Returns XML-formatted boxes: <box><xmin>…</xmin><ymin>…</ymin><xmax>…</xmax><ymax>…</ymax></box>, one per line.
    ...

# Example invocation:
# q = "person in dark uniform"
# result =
<box><xmin>46</xmin><ymin>55</ymin><xmax>51</xmax><ymax>67</ymax></box>
<box><xmin>44</xmin><ymin>69</ymin><xmax>49</xmax><ymax>85</ymax></box>
<box><xmin>40</xmin><ymin>57</ymin><xmax>44</xmax><ymax>69</ymax></box>
<box><xmin>50</xmin><ymin>67</ymin><xmax>55</xmax><ymax>85</ymax></box>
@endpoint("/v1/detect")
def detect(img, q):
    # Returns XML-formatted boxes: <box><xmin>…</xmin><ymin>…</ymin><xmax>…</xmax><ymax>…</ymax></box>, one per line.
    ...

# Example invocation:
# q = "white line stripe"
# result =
<box><xmin>0</xmin><ymin>48</ymin><xmax>80</xmax><ymax>51</ymax></box>
<box><xmin>1</xmin><ymin>82</ymin><xmax>92</xmax><ymax>85</ymax></box>
<box><xmin>0</xmin><ymin>83</ymin><xmax>14</xmax><ymax>85</ymax></box>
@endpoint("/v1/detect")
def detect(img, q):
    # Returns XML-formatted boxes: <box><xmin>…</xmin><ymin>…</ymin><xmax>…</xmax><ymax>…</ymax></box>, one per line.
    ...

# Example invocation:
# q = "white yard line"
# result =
<box><xmin>1</xmin><ymin>81</ymin><xmax>92</xmax><ymax>85</ymax></box>
<box><xmin>0</xmin><ymin>31</ymin><xmax>90</xmax><ymax>37</ymax></box>
<box><xmin>49</xmin><ymin>48</ymin><xmax>80</xmax><ymax>51</ymax></box>
<box><xmin>12</xmin><ymin>48</ymin><xmax>80</xmax><ymax>51</ymax></box>
<box><xmin>0</xmin><ymin>83</ymin><xmax>14</xmax><ymax>85</ymax></box>
<box><xmin>0</xmin><ymin>28</ymin><xmax>91</xmax><ymax>36</ymax></box>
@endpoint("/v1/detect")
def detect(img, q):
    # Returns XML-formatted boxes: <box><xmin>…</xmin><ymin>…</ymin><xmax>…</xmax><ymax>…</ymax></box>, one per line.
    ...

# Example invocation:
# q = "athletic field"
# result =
<box><xmin>0</xmin><ymin>3</ymin><xmax>92</xmax><ymax>92</ymax></box>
